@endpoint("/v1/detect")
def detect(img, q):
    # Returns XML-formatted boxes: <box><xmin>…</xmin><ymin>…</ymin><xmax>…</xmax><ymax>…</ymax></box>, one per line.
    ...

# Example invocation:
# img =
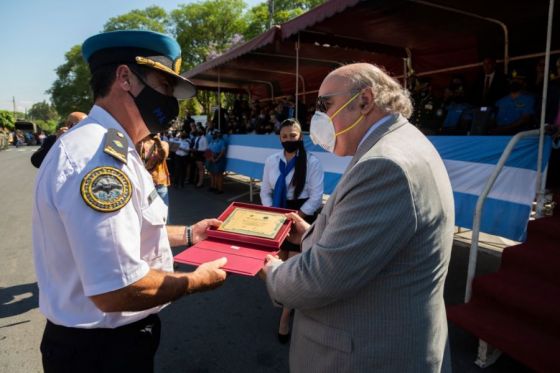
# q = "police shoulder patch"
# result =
<box><xmin>81</xmin><ymin>166</ymin><xmax>132</xmax><ymax>213</ymax></box>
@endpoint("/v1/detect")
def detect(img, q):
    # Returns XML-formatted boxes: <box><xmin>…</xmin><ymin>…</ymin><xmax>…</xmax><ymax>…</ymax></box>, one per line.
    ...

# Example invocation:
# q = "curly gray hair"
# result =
<box><xmin>328</xmin><ymin>63</ymin><xmax>413</xmax><ymax>119</ymax></box>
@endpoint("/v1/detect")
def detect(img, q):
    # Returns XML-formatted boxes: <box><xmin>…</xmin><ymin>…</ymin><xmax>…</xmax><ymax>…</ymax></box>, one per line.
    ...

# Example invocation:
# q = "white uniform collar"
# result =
<box><xmin>87</xmin><ymin>105</ymin><xmax>136</xmax><ymax>153</ymax></box>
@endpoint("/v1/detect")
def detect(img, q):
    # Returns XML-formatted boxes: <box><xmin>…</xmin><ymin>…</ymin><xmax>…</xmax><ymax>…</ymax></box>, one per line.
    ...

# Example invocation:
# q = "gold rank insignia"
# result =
<box><xmin>104</xmin><ymin>128</ymin><xmax>128</xmax><ymax>164</ymax></box>
<box><xmin>80</xmin><ymin>167</ymin><xmax>132</xmax><ymax>213</ymax></box>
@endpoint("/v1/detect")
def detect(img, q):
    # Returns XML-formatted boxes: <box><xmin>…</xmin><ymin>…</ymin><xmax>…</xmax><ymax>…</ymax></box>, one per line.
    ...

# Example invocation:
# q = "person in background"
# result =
<box><xmin>205</xmin><ymin>129</ymin><xmax>227</xmax><ymax>194</ymax></box>
<box><xmin>31</xmin><ymin>112</ymin><xmax>87</xmax><ymax>168</ymax></box>
<box><xmin>173</xmin><ymin>131</ymin><xmax>191</xmax><ymax>189</ymax></box>
<box><xmin>182</xmin><ymin>110</ymin><xmax>195</xmax><ymax>132</ymax></box>
<box><xmin>260</xmin><ymin>118</ymin><xmax>324</xmax><ymax>343</ymax></box>
<box><xmin>472</xmin><ymin>57</ymin><xmax>507</xmax><ymax>107</ymax></box>
<box><xmin>193</xmin><ymin>125</ymin><xmax>208</xmax><ymax>188</ymax></box>
<box><xmin>440</xmin><ymin>76</ymin><xmax>473</xmax><ymax>134</ymax></box>
<box><xmin>136</xmin><ymin>133</ymin><xmax>171</xmax><ymax>206</ymax></box>
<box><xmin>491</xmin><ymin>69</ymin><xmax>535</xmax><ymax>134</ymax></box>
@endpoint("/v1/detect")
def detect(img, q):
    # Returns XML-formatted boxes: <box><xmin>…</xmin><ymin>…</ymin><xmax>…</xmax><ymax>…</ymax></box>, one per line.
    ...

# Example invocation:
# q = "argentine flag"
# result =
<box><xmin>225</xmin><ymin>134</ymin><xmax>552</xmax><ymax>241</ymax></box>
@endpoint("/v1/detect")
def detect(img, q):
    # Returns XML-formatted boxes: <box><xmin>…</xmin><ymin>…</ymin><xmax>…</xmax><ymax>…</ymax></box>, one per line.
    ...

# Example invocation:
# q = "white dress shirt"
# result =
<box><xmin>175</xmin><ymin>138</ymin><xmax>191</xmax><ymax>156</ymax></box>
<box><xmin>260</xmin><ymin>151</ymin><xmax>324</xmax><ymax>216</ymax></box>
<box><xmin>194</xmin><ymin>135</ymin><xmax>208</xmax><ymax>152</ymax></box>
<box><xmin>32</xmin><ymin>105</ymin><xmax>172</xmax><ymax>329</ymax></box>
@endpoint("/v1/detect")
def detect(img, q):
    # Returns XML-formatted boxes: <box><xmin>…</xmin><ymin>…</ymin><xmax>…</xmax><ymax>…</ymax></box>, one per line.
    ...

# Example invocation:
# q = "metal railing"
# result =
<box><xmin>464</xmin><ymin>129</ymin><xmax>541</xmax><ymax>302</ymax></box>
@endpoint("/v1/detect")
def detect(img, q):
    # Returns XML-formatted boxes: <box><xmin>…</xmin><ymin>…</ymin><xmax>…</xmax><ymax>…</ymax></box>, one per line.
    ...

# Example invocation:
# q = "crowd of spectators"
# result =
<box><xmin>409</xmin><ymin>56</ymin><xmax>560</xmax><ymax>136</ymax></box>
<box><xmin>162</xmin><ymin>119</ymin><xmax>229</xmax><ymax>194</ymax></box>
<box><xmin>205</xmin><ymin>94</ymin><xmax>309</xmax><ymax>135</ymax></box>
<box><xmin>177</xmin><ymin>56</ymin><xmax>559</xmax><ymax>139</ymax></box>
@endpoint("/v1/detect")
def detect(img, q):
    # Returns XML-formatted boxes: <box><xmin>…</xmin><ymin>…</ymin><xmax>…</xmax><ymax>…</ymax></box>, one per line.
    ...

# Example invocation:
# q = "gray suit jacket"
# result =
<box><xmin>266</xmin><ymin>115</ymin><xmax>454</xmax><ymax>373</ymax></box>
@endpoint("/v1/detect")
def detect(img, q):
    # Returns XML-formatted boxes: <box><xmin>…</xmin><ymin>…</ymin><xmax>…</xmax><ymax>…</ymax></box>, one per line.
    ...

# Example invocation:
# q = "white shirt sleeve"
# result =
<box><xmin>260</xmin><ymin>155</ymin><xmax>276</xmax><ymax>207</ymax></box>
<box><xmin>55</xmin><ymin>159</ymin><xmax>149</xmax><ymax>297</ymax></box>
<box><xmin>300</xmin><ymin>154</ymin><xmax>324</xmax><ymax>216</ymax></box>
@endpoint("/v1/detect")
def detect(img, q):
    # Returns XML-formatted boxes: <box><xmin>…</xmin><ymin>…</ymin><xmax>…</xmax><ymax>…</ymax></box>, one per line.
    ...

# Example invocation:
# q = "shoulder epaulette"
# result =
<box><xmin>103</xmin><ymin>128</ymin><xmax>128</xmax><ymax>164</ymax></box>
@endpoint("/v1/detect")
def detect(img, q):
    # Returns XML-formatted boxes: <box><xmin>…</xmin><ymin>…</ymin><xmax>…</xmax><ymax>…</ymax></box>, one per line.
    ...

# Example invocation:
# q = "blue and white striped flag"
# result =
<box><xmin>225</xmin><ymin>134</ymin><xmax>552</xmax><ymax>241</ymax></box>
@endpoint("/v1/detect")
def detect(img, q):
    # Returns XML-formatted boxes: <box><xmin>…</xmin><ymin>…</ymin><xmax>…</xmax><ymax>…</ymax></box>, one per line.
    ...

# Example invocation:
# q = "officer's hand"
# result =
<box><xmin>191</xmin><ymin>218</ymin><xmax>222</xmax><ymax>244</ymax></box>
<box><xmin>191</xmin><ymin>257</ymin><xmax>228</xmax><ymax>292</ymax></box>
<box><xmin>285</xmin><ymin>212</ymin><xmax>310</xmax><ymax>244</ymax></box>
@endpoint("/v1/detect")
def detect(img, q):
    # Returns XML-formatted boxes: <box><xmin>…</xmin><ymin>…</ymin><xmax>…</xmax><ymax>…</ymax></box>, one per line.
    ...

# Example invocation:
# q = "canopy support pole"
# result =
<box><xmin>217</xmin><ymin>70</ymin><xmax>221</xmax><ymax>131</ymax></box>
<box><xmin>295</xmin><ymin>33</ymin><xmax>300</xmax><ymax>119</ymax></box>
<box><xmin>536</xmin><ymin>0</ymin><xmax>555</xmax><ymax>218</ymax></box>
<box><xmin>410</xmin><ymin>0</ymin><xmax>510</xmax><ymax>74</ymax></box>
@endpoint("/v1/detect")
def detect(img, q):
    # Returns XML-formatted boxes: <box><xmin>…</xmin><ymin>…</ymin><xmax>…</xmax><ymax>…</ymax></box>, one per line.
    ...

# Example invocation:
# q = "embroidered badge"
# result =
<box><xmin>80</xmin><ymin>167</ymin><xmax>132</xmax><ymax>212</ymax></box>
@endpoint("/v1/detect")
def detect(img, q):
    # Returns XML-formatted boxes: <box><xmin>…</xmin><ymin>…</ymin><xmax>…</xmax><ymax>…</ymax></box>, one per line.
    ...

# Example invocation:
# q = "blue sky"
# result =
<box><xmin>0</xmin><ymin>0</ymin><xmax>262</xmax><ymax>112</ymax></box>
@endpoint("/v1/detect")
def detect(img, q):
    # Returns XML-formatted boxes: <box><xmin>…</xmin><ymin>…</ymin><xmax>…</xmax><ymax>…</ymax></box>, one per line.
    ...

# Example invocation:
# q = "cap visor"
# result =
<box><xmin>172</xmin><ymin>74</ymin><xmax>196</xmax><ymax>99</ymax></box>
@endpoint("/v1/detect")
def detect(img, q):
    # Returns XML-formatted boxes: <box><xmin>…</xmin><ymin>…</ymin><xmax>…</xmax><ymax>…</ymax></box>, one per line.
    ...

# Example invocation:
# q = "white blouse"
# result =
<box><xmin>260</xmin><ymin>151</ymin><xmax>324</xmax><ymax>216</ymax></box>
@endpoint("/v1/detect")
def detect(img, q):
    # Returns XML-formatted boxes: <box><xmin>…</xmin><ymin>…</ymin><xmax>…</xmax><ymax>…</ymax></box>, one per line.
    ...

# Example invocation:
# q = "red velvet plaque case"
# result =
<box><xmin>174</xmin><ymin>202</ymin><xmax>295</xmax><ymax>276</ymax></box>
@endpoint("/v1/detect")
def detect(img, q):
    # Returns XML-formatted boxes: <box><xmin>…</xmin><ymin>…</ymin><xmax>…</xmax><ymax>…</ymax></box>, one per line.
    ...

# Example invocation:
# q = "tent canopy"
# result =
<box><xmin>183</xmin><ymin>0</ymin><xmax>558</xmax><ymax>100</ymax></box>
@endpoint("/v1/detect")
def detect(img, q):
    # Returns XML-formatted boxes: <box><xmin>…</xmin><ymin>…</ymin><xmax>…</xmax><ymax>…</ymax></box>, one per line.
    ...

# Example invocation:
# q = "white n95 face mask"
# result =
<box><xmin>310</xmin><ymin>90</ymin><xmax>365</xmax><ymax>153</ymax></box>
<box><xmin>310</xmin><ymin>111</ymin><xmax>336</xmax><ymax>152</ymax></box>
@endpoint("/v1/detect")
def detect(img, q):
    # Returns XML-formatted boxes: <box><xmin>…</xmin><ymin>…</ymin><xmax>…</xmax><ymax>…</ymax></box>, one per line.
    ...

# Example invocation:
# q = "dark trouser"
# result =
<box><xmin>173</xmin><ymin>155</ymin><xmax>188</xmax><ymax>187</ymax></box>
<box><xmin>41</xmin><ymin>314</ymin><xmax>161</xmax><ymax>373</ymax></box>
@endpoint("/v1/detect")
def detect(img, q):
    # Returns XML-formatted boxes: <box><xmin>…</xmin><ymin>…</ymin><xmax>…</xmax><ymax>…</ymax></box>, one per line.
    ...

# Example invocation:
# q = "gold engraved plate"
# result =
<box><xmin>81</xmin><ymin>167</ymin><xmax>132</xmax><ymax>212</ymax></box>
<box><xmin>218</xmin><ymin>207</ymin><xmax>286</xmax><ymax>239</ymax></box>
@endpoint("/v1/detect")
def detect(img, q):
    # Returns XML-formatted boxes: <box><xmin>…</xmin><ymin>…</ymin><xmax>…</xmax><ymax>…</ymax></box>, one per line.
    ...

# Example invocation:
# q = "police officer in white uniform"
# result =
<box><xmin>32</xmin><ymin>30</ymin><xmax>227</xmax><ymax>373</ymax></box>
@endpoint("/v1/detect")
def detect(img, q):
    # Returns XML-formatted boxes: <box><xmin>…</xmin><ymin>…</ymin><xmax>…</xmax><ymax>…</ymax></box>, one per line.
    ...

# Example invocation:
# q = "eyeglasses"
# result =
<box><xmin>316</xmin><ymin>91</ymin><xmax>357</xmax><ymax>113</ymax></box>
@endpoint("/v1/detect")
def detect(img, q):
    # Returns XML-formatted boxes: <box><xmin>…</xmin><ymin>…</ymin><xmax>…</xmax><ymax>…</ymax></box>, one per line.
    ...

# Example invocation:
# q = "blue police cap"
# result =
<box><xmin>82</xmin><ymin>30</ymin><xmax>195</xmax><ymax>99</ymax></box>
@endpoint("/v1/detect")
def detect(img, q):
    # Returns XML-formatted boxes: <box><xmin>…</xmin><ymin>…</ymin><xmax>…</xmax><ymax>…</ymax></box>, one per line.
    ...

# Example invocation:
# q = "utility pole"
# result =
<box><xmin>12</xmin><ymin>96</ymin><xmax>16</xmax><ymax>120</ymax></box>
<box><xmin>268</xmin><ymin>0</ymin><xmax>275</xmax><ymax>29</ymax></box>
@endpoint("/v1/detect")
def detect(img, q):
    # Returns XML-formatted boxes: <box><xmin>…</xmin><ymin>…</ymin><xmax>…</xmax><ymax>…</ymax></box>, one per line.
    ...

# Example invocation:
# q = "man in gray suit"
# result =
<box><xmin>261</xmin><ymin>63</ymin><xmax>454</xmax><ymax>372</ymax></box>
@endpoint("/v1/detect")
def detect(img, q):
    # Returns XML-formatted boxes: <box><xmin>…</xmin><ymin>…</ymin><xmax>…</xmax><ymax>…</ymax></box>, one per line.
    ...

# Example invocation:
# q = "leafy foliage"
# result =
<box><xmin>244</xmin><ymin>0</ymin><xmax>324</xmax><ymax>40</ymax></box>
<box><xmin>48</xmin><ymin>1</ymin><xmax>326</xmax><ymax>117</ymax></box>
<box><xmin>0</xmin><ymin>110</ymin><xmax>15</xmax><ymax>130</ymax></box>
<box><xmin>171</xmin><ymin>0</ymin><xmax>247</xmax><ymax>69</ymax></box>
<box><xmin>28</xmin><ymin>101</ymin><xmax>58</xmax><ymax>122</ymax></box>
<box><xmin>103</xmin><ymin>6</ymin><xmax>170</xmax><ymax>33</ymax></box>
<box><xmin>48</xmin><ymin>45</ymin><xmax>92</xmax><ymax>117</ymax></box>
<box><xmin>35</xmin><ymin>119</ymin><xmax>58</xmax><ymax>135</ymax></box>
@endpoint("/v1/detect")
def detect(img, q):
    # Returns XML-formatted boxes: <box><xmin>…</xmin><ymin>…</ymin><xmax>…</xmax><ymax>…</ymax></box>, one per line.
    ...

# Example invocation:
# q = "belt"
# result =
<box><xmin>45</xmin><ymin>313</ymin><xmax>159</xmax><ymax>339</ymax></box>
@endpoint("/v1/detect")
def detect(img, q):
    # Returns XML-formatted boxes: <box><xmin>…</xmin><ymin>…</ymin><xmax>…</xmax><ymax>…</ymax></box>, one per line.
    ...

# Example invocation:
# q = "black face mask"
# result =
<box><xmin>129</xmin><ymin>75</ymin><xmax>179</xmax><ymax>134</ymax></box>
<box><xmin>281</xmin><ymin>140</ymin><xmax>301</xmax><ymax>153</ymax></box>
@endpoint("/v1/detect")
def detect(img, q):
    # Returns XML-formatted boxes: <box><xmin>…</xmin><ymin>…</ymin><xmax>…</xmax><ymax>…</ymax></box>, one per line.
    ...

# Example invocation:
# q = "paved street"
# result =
<box><xmin>0</xmin><ymin>145</ymin><xmax>529</xmax><ymax>372</ymax></box>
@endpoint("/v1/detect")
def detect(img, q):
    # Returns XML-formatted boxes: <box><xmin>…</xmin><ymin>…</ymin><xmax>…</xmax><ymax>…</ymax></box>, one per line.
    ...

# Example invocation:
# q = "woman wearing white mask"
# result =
<box><xmin>260</xmin><ymin>118</ymin><xmax>324</xmax><ymax>343</ymax></box>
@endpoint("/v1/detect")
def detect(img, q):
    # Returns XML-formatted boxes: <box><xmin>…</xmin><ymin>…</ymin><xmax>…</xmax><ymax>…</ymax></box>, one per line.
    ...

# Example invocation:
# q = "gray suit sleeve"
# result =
<box><xmin>266</xmin><ymin>157</ymin><xmax>418</xmax><ymax>309</ymax></box>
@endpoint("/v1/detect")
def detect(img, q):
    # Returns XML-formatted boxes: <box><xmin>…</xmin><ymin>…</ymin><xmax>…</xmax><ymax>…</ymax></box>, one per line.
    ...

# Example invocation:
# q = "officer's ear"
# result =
<box><xmin>115</xmin><ymin>65</ymin><xmax>133</xmax><ymax>92</ymax></box>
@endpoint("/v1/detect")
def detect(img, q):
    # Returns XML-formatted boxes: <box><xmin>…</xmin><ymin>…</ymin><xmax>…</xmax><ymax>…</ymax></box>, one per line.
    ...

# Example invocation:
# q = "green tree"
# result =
<box><xmin>28</xmin><ymin>101</ymin><xmax>58</xmax><ymax>122</ymax></box>
<box><xmin>103</xmin><ymin>6</ymin><xmax>170</xmax><ymax>33</ymax></box>
<box><xmin>244</xmin><ymin>0</ymin><xmax>325</xmax><ymax>40</ymax></box>
<box><xmin>0</xmin><ymin>110</ymin><xmax>15</xmax><ymax>130</ymax></box>
<box><xmin>171</xmin><ymin>0</ymin><xmax>247</xmax><ymax>69</ymax></box>
<box><xmin>48</xmin><ymin>45</ymin><xmax>92</xmax><ymax>117</ymax></box>
<box><xmin>35</xmin><ymin>119</ymin><xmax>58</xmax><ymax>135</ymax></box>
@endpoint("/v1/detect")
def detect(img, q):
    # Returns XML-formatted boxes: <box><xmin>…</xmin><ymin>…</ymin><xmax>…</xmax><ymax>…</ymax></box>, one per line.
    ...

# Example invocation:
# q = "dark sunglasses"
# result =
<box><xmin>316</xmin><ymin>91</ymin><xmax>357</xmax><ymax>113</ymax></box>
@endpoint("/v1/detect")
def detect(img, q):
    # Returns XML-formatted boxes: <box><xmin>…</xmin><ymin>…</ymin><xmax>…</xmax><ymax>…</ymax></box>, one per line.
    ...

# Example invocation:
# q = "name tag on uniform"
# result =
<box><xmin>148</xmin><ymin>189</ymin><xmax>159</xmax><ymax>206</ymax></box>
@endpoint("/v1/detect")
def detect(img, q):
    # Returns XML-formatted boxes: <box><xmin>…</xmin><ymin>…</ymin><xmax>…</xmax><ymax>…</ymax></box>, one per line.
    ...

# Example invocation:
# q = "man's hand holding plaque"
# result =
<box><xmin>284</xmin><ymin>212</ymin><xmax>310</xmax><ymax>244</ymax></box>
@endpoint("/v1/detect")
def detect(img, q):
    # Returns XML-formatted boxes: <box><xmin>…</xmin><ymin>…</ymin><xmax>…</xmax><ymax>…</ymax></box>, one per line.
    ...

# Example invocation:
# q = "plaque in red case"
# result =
<box><xmin>174</xmin><ymin>202</ymin><xmax>295</xmax><ymax>276</ymax></box>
